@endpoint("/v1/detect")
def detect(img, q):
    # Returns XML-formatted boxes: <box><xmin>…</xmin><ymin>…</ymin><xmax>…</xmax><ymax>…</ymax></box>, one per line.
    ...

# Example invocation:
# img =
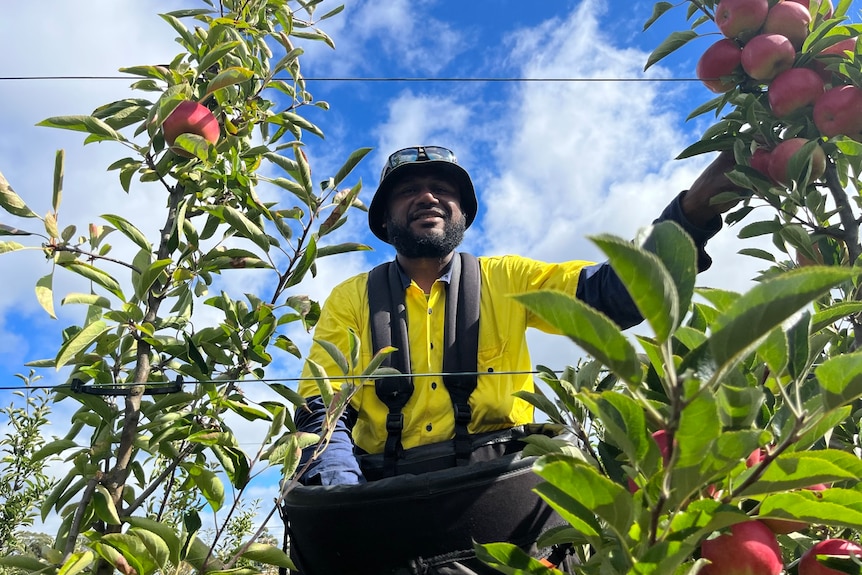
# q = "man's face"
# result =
<box><xmin>383</xmin><ymin>174</ymin><xmax>467</xmax><ymax>258</ymax></box>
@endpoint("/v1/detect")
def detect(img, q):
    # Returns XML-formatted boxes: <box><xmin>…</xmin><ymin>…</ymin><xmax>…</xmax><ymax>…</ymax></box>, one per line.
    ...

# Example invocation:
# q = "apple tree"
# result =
<box><xmin>0</xmin><ymin>1</ymin><xmax>380</xmax><ymax>574</ymax></box>
<box><xmin>478</xmin><ymin>1</ymin><xmax>862</xmax><ymax>574</ymax></box>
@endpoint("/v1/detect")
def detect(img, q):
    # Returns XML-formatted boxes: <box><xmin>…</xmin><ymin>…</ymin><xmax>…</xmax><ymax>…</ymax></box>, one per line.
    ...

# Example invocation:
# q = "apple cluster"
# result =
<box><xmin>695</xmin><ymin>0</ymin><xmax>860</xmax><ymax>186</ymax></box>
<box><xmin>700</xmin><ymin>521</ymin><xmax>862</xmax><ymax>575</ymax></box>
<box><xmin>633</xmin><ymin>432</ymin><xmax>862</xmax><ymax>574</ymax></box>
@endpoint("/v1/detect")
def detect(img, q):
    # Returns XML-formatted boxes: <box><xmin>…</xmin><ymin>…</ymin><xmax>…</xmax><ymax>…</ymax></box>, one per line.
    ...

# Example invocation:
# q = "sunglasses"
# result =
<box><xmin>380</xmin><ymin>146</ymin><xmax>458</xmax><ymax>181</ymax></box>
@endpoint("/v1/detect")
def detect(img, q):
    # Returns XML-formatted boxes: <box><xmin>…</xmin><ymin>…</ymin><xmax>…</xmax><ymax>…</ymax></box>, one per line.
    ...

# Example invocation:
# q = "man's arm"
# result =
<box><xmin>295</xmin><ymin>396</ymin><xmax>366</xmax><ymax>485</ymax></box>
<box><xmin>576</xmin><ymin>151</ymin><xmax>743</xmax><ymax>328</ymax></box>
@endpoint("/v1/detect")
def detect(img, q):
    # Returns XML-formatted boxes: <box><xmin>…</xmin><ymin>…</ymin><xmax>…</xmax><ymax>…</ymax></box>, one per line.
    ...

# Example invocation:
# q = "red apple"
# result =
<box><xmin>749</xmin><ymin>148</ymin><xmax>773</xmax><ymax>178</ymax></box>
<box><xmin>627</xmin><ymin>430</ymin><xmax>672</xmax><ymax>493</ymax></box>
<box><xmin>698</xmin><ymin>38</ymin><xmax>744</xmax><ymax>93</ymax></box>
<box><xmin>742</xmin><ymin>34</ymin><xmax>798</xmax><ymax>81</ymax></box>
<box><xmin>162</xmin><ymin>100</ymin><xmax>221</xmax><ymax>158</ymax></box>
<box><xmin>813</xmin><ymin>85</ymin><xmax>862</xmax><ymax>137</ymax></box>
<box><xmin>813</xmin><ymin>37</ymin><xmax>858</xmax><ymax>82</ymax></box>
<box><xmin>768</xmin><ymin>138</ymin><xmax>826</xmax><ymax>185</ymax></box>
<box><xmin>701</xmin><ymin>521</ymin><xmax>783</xmax><ymax>575</ymax></box>
<box><xmin>788</xmin><ymin>0</ymin><xmax>834</xmax><ymax>19</ymax></box>
<box><xmin>799</xmin><ymin>539</ymin><xmax>862</xmax><ymax>575</ymax></box>
<box><xmin>716</xmin><ymin>0</ymin><xmax>770</xmax><ymax>41</ymax></box>
<box><xmin>763</xmin><ymin>1</ymin><xmax>812</xmax><ymax>49</ymax></box>
<box><xmin>768</xmin><ymin>67</ymin><xmax>824</xmax><ymax>117</ymax></box>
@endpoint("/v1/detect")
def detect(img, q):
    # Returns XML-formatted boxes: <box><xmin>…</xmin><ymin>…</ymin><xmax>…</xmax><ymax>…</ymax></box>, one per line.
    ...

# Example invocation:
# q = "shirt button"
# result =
<box><xmin>431</xmin><ymin>382</ymin><xmax>437</xmax><ymax>390</ymax></box>
<box><xmin>426</xmin><ymin>424</ymin><xmax>433</xmax><ymax>432</ymax></box>
<box><xmin>428</xmin><ymin>308</ymin><xmax>432</xmax><ymax>314</ymax></box>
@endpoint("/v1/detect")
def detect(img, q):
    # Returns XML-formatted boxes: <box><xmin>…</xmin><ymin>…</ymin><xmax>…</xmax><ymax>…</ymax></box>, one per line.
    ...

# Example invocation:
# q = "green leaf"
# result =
<box><xmin>101</xmin><ymin>214</ymin><xmax>152</xmax><ymax>250</ymax></box>
<box><xmin>640</xmin><ymin>221</ymin><xmax>697</xmax><ymax>320</ymax></box>
<box><xmin>312</xmin><ymin>337</ymin><xmax>349</xmax><ymax>375</ymax></box>
<box><xmin>205</xmin><ymin>66</ymin><xmax>254</xmax><ymax>97</ymax></box>
<box><xmin>31</xmin><ymin>438</ymin><xmax>78</xmax><ymax>461</ymax></box>
<box><xmin>643</xmin><ymin>1</ymin><xmax>674</xmax><ymax>30</ymax></box>
<box><xmin>316</xmin><ymin>242</ymin><xmax>372</xmax><ymax>257</ymax></box>
<box><xmin>578</xmin><ymin>391</ymin><xmax>651</xmax><ymax>469</ymax></box>
<box><xmin>740</xmin><ymin>449</ymin><xmax>862</xmax><ymax>496</ymax></box>
<box><xmin>130</xmin><ymin>527</ymin><xmax>171</xmax><ymax>570</ymax></box>
<box><xmin>513</xmin><ymin>290</ymin><xmax>641</xmax><ymax>383</ymax></box>
<box><xmin>592</xmin><ymin>233</ymin><xmax>679</xmax><ymax>341</ymax></box>
<box><xmin>0</xmin><ymin>556</ymin><xmax>56</xmax><ymax>573</ymax></box>
<box><xmin>812</xmin><ymin>301</ymin><xmax>862</xmax><ymax>333</ymax></box>
<box><xmin>0</xmin><ymin>240</ymin><xmax>26</xmax><ymax>253</ymax></box>
<box><xmin>239</xmin><ymin>543</ymin><xmax>296</xmax><ymax>569</ymax></box>
<box><xmin>645</xmin><ymin>30</ymin><xmax>698</xmax><ymax>71</ymax></box>
<box><xmin>36</xmin><ymin>273</ymin><xmax>56</xmax><ymax>318</ymax></box>
<box><xmin>60</xmin><ymin>261</ymin><xmax>125</xmax><ymax>299</ymax></box>
<box><xmin>534</xmin><ymin>454</ymin><xmax>633</xmax><ymax>536</ymax></box>
<box><xmin>135</xmin><ymin>258</ymin><xmax>172</xmax><ymax>299</ymax></box>
<box><xmin>56</xmin><ymin>320</ymin><xmax>109</xmax><ymax>368</ymax></box>
<box><xmin>219</xmin><ymin>205</ymin><xmax>271</xmax><ymax>252</ymax></box>
<box><xmin>38</xmin><ymin>115</ymin><xmax>125</xmax><ymax>141</ymax></box>
<box><xmin>126</xmin><ymin>516</ymin><xmax>182</xmax><ymax>567</ymax></box>
<box><xmin>816</xmin><ymin>351</ymin><xmax>862</xmax><ymax>411</ymax></box>
<box><xmin>0</xmin><ymin>170</ymin><xmax>38</xmax><ymax>217</ymax></box>
<box><xmin>332</xmin><ymin>147</ymin><xmax>372</xmax><ymax>188</ymax></box>
<box><xmin>181</xmin><ymin>462</ymin><xmax>225</xmax><ymax>511</ymax></box>
<box><xmin>93</xmin><ymin>485</ymin><xmax>121</xmax><ymax>525</ymax></box>
<box><xmin>758</xmin><ymin>488</ymin><xmax>862</xmax><ymax>530</ymax></box>
<box><xmin>197</xmin><ymin>41</ymin><xmax>241</xmax><ymax>76</ymax></box>
<box><xmin>53</xmin><ymin>149</ymin><xmax>64</xmax><ymax>214</ymax></box>
<box><xmin>707</xmin><ymin>266</ymin><xmax>857</xmax><ymax>373</ymax></box>
<box><xmin>56</xmin><ymin>551</ymin><xmax>94</xmax><ymax>575</ymax></box>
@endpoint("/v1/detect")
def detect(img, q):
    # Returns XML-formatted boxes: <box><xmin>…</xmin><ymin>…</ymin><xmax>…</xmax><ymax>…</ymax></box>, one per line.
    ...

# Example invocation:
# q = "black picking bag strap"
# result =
<box><xmin>368</xmin><ymin>261</ymin><xmax>414</xmax><ymax>476</ymax></box>
<box><xmin>442</xmin><ymin>252</ymin><xmax>481</xmax><ymax>464</ymax></box>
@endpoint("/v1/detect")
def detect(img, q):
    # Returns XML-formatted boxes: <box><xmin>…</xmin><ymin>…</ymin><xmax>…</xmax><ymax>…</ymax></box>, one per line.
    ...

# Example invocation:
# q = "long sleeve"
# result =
<box><xmin>294</xmin><ymin>396</ymin><xmax>365</xmax><ymax>485</ymax></box>
<box><xmin>576</xmin><ymin>191</ymin><xmax>722</xmax><ymax>329</ymax></box>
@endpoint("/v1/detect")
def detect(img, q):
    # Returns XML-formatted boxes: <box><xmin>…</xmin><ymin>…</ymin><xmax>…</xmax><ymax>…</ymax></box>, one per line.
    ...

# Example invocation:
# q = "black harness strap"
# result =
<box><xmin>443</xmin><ymin>253</ymin><xmax>481</xmax><ymax>464</ymax></box>
<box><xmin>368</xmin><ymin>252</ymin><xmax>481</xmax><ymax>475</ymax></box>
<box><xmin>368</xmin><ymin>260</ymin><xmax>414</xmax><ymax>476</ymax></box>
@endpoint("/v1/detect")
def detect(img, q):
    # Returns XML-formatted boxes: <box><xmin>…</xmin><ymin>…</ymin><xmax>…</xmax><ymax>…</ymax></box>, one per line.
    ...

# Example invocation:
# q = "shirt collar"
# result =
<box><xmin>394</xmin><ymin>255</ymin><xmax>455</xmax><ymax>289</ymax></box>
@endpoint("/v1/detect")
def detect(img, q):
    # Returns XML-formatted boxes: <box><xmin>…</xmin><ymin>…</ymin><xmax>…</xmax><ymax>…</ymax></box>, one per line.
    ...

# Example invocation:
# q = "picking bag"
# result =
<box><xmin>283</xmin><ymin>426</ymin><xmax>568</xmax><ymax>575</ymax></box>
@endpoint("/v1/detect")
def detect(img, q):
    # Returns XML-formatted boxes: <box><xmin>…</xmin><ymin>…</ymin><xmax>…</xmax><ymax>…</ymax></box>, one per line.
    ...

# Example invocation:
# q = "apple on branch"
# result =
<box><xmin>788</xmin><ymin>0</ymin><xmax>834</xmax><ymax>19</ymax></box>
<box><xmin>697</xmin><ymin>38</ymin><xmax>744</xmax><ymax>93</ymax></box>
<box><xmin>813</xmin><ymin>85</ymin><xmax>862</xmax><ymax>138</ymax></box>
<box><xmin>749</xmin><ymin>147</ymin><xmax>774</xmax><ymax>179</ymax></box>
<box><xmin>627</xmin><ymin>429</ymin><xmax>671</xmax><ymax>493</ymax></box>
<box><xmin>742</xmin><ymin>33</ymin><xmax>797</xmax><ymax>81</ymax></box>
<box><xmin>162</xmin><ymin>100</ymin><xmax>221</xmax><ymax>158</ymax></box>
<box><xmin>715</xmin><ymin>0</ymin><xmax>770</xmax><ymax>41</ymax></box>
<box><xmin>767</xmin><ymin>137</ymin><xmax>826</xmax><ymax>185</ymax></box>
<box><xmin>700</xmin><ymin>520</ymin><xmax>783</xmax><ymax>575</ymax></box>
<box><xmin>813</xmin><ymin>37</ymin><xmax>859</xmax><ymax>82</ymax></box>
<box><xmin>763</xmin><ymin>0</ymin><xmax>812</xmax><ymax>49</ymax></box>
<box><xmin>768</xmin><ymin>67</ymin><xmax>824</xmax><ymax>117</ymax></box>
<box><xmin>799</xmin><ymin>539</ymin><xmax>862</xmax><ymax>575</ymax></box>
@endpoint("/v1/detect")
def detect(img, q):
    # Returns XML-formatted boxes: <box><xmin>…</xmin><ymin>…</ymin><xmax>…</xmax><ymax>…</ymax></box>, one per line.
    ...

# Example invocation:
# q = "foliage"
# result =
<box><xmin>0</xmin><ymin>1</ymin><xmax>381</xmax><ymax>574</ymax></box>
<box><xmin>0</xmin><ymin>372</ymin><xmax>54</xmax><ymax>559</ymax></box>
<box><xmin>479</xmin><ymin>1</ymin><xmax>862</xmax><ymax>573</ymax></box>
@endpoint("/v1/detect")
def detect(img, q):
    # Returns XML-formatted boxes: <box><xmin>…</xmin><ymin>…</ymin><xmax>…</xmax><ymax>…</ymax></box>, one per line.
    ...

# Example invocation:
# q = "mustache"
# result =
<box><xmin>410</xmin><ymin>208</ymin><xmax>447</xmax><ymax>220</ymax></box>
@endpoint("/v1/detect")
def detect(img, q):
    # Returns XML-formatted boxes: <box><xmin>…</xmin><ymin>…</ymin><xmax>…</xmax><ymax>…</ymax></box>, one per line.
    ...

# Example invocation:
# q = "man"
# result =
<box><xmin>293</xmin><ymin>144</ymin><xmax>740</xmax><ymax>486</ymax></box>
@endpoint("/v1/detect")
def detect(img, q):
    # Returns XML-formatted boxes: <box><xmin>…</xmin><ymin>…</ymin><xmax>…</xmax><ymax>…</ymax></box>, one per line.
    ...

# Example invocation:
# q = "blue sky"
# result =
<box><xmin>0</xmin><ymin>0</ymin><xmax>809</xmax><ymax>533</ymax></box>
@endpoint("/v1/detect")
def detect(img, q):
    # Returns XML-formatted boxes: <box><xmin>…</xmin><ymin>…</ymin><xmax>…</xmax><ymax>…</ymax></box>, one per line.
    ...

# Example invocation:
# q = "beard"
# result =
<box><xmin>386</xmin><ymin>212</ymin><xmax>467</xmax><ymax>258</ymax></box>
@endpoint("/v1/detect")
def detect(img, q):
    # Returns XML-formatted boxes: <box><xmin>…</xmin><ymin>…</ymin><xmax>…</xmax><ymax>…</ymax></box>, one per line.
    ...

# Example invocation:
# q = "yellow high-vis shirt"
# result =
<box><xmin>298</xmin><ymin>254</ymin><xmax>591</xmax><ymax>455</ymax></box>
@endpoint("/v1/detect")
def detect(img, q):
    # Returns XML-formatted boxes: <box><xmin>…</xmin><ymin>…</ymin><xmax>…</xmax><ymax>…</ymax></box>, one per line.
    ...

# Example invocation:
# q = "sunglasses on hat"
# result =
<box><xmin>379</xmin><ymin>146</ymin><xmax>459</xmax><ymax>182</ymax></box>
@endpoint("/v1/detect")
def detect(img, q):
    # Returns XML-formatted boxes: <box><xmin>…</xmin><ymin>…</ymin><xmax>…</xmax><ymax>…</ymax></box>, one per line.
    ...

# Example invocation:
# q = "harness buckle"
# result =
<box><xmin>385</xmin><ymin>413</ymin><xmax>404</xmax><ymax>432</ymax></box>
<box><xmin>453</xmin><ymin>403</ymin><xmax>472</xmax><ymax>425</ymax></box>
